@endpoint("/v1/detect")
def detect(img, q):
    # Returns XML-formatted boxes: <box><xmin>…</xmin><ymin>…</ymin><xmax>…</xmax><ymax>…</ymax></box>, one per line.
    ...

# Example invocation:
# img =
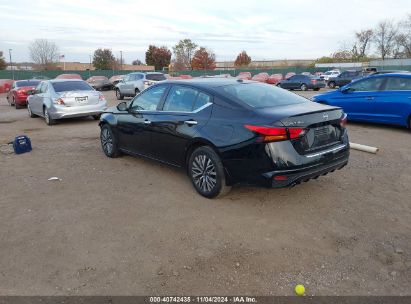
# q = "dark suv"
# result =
<box><xmin>327</xmin><ymin>70</ymin><xmax>362</xmax><ymax>89</ymax></box>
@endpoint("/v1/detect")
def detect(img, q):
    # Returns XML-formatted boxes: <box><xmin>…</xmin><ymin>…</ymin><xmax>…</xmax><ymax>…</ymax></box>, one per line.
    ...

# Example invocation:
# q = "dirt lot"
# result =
<box><xmin>0</xmin><ymin>89</ymin><xmax>410</xmax><ymax>296</ymax></box>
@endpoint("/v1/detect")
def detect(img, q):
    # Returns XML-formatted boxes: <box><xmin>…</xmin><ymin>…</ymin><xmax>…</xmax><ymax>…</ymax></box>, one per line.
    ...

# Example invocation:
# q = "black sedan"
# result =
<box><xmin>277</xmin><ymin>74</ymin><xmax>325</xmax><ymax>91</ymax></box>
<box><xmin>99</xmin><ymin>79</ymin><xmax>349</xmax><ymax>198</ymax></box>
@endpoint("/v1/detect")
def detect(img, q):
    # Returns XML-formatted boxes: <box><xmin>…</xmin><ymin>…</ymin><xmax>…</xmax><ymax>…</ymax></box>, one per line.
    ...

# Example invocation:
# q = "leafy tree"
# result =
<box><xmin>191</xmin><ymin>47</ymin><xmax>216</xmax><ymax>70</ymax></box>
<box><xmin>373</xmin><ymin>20</ymin><xmax>398</xmax><ymax>60</ymax></box>
<box><xmin>145</xmin><ymin>45</ymin><xmax>171</xmax><ymax>70</ymax></box>
<box><xmin>315</xmin><ymin>56</ymin><xmax>335</xmax><ymax>64</ymax></box>
<box><xmin>0</xmin><ymin>51</ymin><xmax>6</xmax><ymax>70</ymax></box>
<box><xmin>172</xmin><ymin>39</ymin><xmax>198</xmax><ymax>70</ymax></box>
<box><xmin>132</xmin><ymin>59</ymin><xmax>143</xmax><ymax>65</ymax></box>
<box><xmin>29</xmin><ymin>39</ymin><xmax>59</xmax><ymax>70</ymax></box>
<box><xmin>93</xmin><ymin>48</ymin><xmax>115</xmax><ymax>70</ymax></box>
<box><xmin>234</xmin><ymin>50</ymin><xmax>251</xmax><ymax>67</ymax></box>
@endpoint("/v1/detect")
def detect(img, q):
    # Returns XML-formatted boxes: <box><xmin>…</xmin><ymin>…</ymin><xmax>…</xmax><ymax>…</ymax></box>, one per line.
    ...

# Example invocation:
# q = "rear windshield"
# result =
<box><xmin>16</xmin><ymin>80</ymin><xmax>40</xmax><ymax>87</ymax></box>
<box><xmin>52</xmin><ymin>81</ymin><xmax>93</xmax><ymax>92</ymax></box>
<box><xmin>216</xmin><ymin>83</ymin><xmax>308</xmax><ymax>108</ymax></box>
<box><xmin>146</xmin><ymin>74</ymin><xmax>166</xmax><ymax>81</ymax></box>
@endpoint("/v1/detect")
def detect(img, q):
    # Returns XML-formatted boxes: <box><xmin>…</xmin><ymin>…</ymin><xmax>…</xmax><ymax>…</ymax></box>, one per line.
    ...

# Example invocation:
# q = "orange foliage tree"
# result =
<box><xmin>234</xmin><ymin>50</ymin><xmax>251</xmax><ymax>67</ymax></box>
<box><xmin>191</xmin><ymin>47</ymin><xmax>216</xmax><ymax>70</ymax></box>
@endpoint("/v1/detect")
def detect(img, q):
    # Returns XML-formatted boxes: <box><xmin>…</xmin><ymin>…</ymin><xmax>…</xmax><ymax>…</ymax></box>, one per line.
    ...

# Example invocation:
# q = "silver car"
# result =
<box><xmin>27</xmin><ymin>79</ymin><xmax>108</xmax><ymax>125</ymax></box>
<box><xmin>115</xmin><ymin>72</ymin><xmax>166</xmax><ymax>100</ymax></box>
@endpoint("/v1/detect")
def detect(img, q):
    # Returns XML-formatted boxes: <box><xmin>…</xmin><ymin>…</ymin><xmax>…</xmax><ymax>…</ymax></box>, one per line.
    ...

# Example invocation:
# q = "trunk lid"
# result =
<box><xmin>255</xmin><ymin>102</ymin><xmax>345</xmax><ymax>153</ymax></box>
<box><xmin>57</xmin><ymin>90</ymin><xmax>100</xmax><ymax>107</ymax></box>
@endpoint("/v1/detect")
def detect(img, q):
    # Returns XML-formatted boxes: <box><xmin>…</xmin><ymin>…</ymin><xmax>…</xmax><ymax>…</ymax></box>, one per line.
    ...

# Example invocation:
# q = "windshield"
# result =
<box><xmin>216</xmin><ymin>83</ymin><xmax>308</xmax><ymax>108</ymax></box>
<box><xmin>146</xmin><ymin>74</ymin><xmax>166</xmax><ymax>81</ymax></box>
<box><xmin>16</xmin><ymin>80</ymin><xmax>41</xmax><ymax>87</ymax></box>
<box><xmin>52</xmin><ymin>81</ymin><xmax>93</xmax><ymax>92</ymax></box>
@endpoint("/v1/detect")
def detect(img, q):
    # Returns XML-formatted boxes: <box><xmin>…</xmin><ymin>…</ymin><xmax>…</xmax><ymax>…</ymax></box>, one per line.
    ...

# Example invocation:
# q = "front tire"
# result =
<box><xmin>328</xmin><ymin>81</ymin><xmax>336</xmax><ymax>89</ymax></box>
<box><xmin>188</xmin><ymin>146</ymin><xmax>231</xmax><ymax>198</ymax></box>
<box><xmin>100</xmin><ymin>124</ymin><xmax>120</xmax><ymax>158</ymax></box>
<box><xmin>115</xmin><ymin>89</ymin><xmax>124</xmax><ymax>100</ymax></box>
<box><xmin>300</xmin><ymin>84</ymin><xmax>308</xmax><ymax>91</ymax></box>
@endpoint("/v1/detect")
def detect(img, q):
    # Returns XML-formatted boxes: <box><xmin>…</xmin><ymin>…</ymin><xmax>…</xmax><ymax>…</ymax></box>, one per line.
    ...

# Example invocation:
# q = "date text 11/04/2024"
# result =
<box><xmin>149</xmin><ymin>296</ymin><xmax>257</xmax><ymax>303</ymax></box>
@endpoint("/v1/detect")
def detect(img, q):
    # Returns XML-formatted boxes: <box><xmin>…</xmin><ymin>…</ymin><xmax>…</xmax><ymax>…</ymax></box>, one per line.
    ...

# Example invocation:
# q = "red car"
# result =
<box><xmin>0</xmin><ymin>79</ymin><xmax>15</xmax><ymax>93</ymax></box>
<box><xmin>251</xmin><ymin>72</ymin><xmax>269</xmax><ymax>83</ymax></box>
<box><xmin>55</xmin><ymin>73</ymin><xmax>82</xmax><ymax>80</ymax></box>
<box><xmin>237</xmin><ymin>72</ymin><xmax>252</xmax><ymax>80</ymax></box>
<box><xmin>266</xmin><ymin>73</ymin><xmax>283</xmax><ymax>84</ymax></box>
<box><xmin>6</xmin><ymin>79</ymin><xmax>41</xmax><ymax>109</ymax></box>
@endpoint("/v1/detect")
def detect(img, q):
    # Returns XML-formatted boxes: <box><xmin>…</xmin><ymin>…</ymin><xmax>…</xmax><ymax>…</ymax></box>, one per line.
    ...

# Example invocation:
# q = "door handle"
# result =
<box><xmin>365</xmin><ymin>97</ymin><xmax>374</xmax><ymax>100</ymax></box>
<box><xmin>144</xmin><ymin>119</ymin><xmax>151</xmax><ymax>124</ymax></box>
<box><xmin>184</xmin><ymin>120</ymin><xmax>198</xmax><ymax>126</ymax></box>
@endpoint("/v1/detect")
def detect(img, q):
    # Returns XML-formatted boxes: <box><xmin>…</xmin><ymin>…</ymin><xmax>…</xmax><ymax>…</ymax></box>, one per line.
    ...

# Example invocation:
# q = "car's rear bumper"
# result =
<box><xmin>15</xmin><ymin>96</ymin><xmax>28</xmax><ymax>105</ymax></box>
<box><xmin>49</xmin><ymin>102</ymin><xmax>108</xmax><ymax>119</ymax></box>
<box><xmin>267</xmin><ymin>155</ymin><xmax>349</xmax><ymax>188</ymax></box>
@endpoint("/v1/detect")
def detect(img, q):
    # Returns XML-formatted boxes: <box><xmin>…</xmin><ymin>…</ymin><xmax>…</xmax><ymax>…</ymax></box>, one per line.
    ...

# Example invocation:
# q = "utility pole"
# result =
<box><xmin>120</xmin><ymin>51</ymin><xmax>123</xmax><ymax>71</ymax></box>
<box><xmin>8</xmin><ymin>49</ymin><xmax>14</xmax><ymax>80</ymax></box>
<box><xmin>89</xmin><ymin>55</ymin><xmax>92</xmax><ymax>77</ymax></box>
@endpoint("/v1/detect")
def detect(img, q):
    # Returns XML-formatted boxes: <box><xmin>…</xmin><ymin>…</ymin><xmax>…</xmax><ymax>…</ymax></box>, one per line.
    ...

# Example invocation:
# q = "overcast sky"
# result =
<box><xmin>1</xmin><ymin>0</ymin><xmax>410</xmax><ymax>64</ymax></box>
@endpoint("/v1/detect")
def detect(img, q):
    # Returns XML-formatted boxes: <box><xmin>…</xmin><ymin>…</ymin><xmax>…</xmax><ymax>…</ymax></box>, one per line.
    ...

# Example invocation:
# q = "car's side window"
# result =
<box><xmin>41</xmin><ymin>83</ymin><xmax>48</xmax><ymax>93</ymax></box>
<box><xmin>289</xmin><ymin>76</ymin><xmax>297</xmax><ymax>81</ymax></box>
<box><xmin>130</xmin><ymin>85</ymin><xmax>167</xmax><ymax>111</ymax></box>
<box><xmin>384</xmin><ymin>77</ymin><xmax>411</xmax><ymax>91</ymax></box>
<box><xmin>162</xmin><ymin>86</ymin><xmax>199</xmax><ymax>112</ymax></box>
<box><xmin>194</xmin><ymin>92</ymin><xmax>211</xmax><ymax>111</ymax></box>
<box><xmin>123</xmin><ymin>75</ymin><xmax>130</xmax><ymax>82</ymax></box>
<box><xmin>349</xmin><ymin>78</ymin><xmax>384</xmax><ymax>92</ymax></box>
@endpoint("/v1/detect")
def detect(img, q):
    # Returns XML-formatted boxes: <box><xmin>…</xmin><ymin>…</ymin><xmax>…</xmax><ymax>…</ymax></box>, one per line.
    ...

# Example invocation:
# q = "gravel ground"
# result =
<box><xmin>0</xmin><ymin>88</ymin><xmax>410</xmax><ymax>296</ymax></box>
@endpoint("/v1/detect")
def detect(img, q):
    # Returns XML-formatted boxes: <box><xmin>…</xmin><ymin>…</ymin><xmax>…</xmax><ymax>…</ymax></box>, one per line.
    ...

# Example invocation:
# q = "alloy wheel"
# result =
<box><xmin>44</xmin><ymin>109</ymin><xmax>50</xmax><ymax>124</ymax></box>
<box><xmin>191</xmin><ymin>154</ymin><xmax>217</xmax><ymax>193</ymax></box>
<box><xmin>101</xmin><ymin>127</ymin><xmax>114</xmax><ymax>155</ymax></box>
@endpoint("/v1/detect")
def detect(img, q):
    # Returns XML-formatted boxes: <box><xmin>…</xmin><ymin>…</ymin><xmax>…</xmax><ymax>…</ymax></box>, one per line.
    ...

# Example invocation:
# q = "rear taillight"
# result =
<box><xmin>54</xmin><ymin>98</ymin><xmax>65</xmax><ymax>105</ymax></box>
<box><xmin>311</xmin><ymin>79</ymin><xmax>317</xmax><ymax>85</ymax></box>
<box><xmin>16</xmin><ymin>89</ymin><xmax>26</xmax><ymax>96</ymax></box>
<box><xmin>99</xmin><ymin>93</ymin><xmax>105</xmax><ymax>101</ymax></box>
<box><xmin>340</xmin><ymin>113</ymin><xmax>347</xmax><ymax>128</ymax></box>
<box><xmin>244</xmin><ymin>125</ymin><xmax>306</xmax><ymax>142</ymax></box>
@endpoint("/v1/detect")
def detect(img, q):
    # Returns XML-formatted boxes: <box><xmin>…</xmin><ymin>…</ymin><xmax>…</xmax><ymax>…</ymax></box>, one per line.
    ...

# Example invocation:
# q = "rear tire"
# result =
<box><xmin>115</xmin><ymin>89</ymin><xmax>124</xmax><ymax>100</ymax></box>
<box><xmin>100</xmin><ymin>124</ymin><xmax>120</xmax><ymax>158</ymax></box>
<box><xmin>27</xmin><ymin>103</ymin><xmax>36</xmax><ymax>118</ymax></box>
<box><xmin>328</xmin><ymin>81</ymin><xmax>336</xmax><ymax>89</ymax></box>
<box><xmin>188</xmin><ymin>146</ymin><xmax>231</xmax><ymax>198</ymax></box>
<box><xmin>44</xmin><ymin>107</ymin><xmax>55</xmax><ymax>126</ymax></box>
<box><xmin>313</xmin><ymin>88</ymin><xmax>320</xmax><ymax>91</ymax></box>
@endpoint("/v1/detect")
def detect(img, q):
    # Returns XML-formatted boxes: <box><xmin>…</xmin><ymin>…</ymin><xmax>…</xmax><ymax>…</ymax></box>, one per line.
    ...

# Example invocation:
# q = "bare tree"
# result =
<box><xmin>395</xmin><ymin>14</ymin><xmax>411</xmax><ymax>58</ymax></box>
<box><xmin>355</xmin><ymin>29</ymin><xmax>373</xmax><ymax>58</ymax></box>
<box><xmin>29</xmin><ymin>39</ymin><xmax>59</xmax><ymax>70</ymax></box>
<box><xmin>373</xmin><ymin>21</ymin><xmax>398</xmax><ymax>60</ymax></box>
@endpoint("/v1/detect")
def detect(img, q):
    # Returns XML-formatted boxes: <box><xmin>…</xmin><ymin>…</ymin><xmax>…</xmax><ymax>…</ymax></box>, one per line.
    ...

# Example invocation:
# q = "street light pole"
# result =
<box><xmin>8</xmin><ymin>49</ymin><xmax>14</xmax><ymax>80</ymax></box>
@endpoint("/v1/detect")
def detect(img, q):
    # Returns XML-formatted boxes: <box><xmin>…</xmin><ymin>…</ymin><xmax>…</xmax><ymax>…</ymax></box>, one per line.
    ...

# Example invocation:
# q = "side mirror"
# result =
<box><xmin>116</xmin><ymin>101</ymin><xmax>128</xmax><ymax>111</ymax></box>
<box><xmin>341</xmin><ymin>87</ymin><xmax>353</xmax><ymax>94</ymax></box>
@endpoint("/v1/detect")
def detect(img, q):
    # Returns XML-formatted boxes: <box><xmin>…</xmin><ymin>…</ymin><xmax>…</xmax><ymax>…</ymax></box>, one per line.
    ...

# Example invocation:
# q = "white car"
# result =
<box><xmin>115</xmin><ymin>72</ymin><xmax>166</xmax><ymax>100</ymax></box>
<box><xmin>27</xmin><ymin>79</ymin><xmax>108</xmax><ymax>125</ymax></box>
<box><xmin>321</xmin><ymin>70</ymin><xmax>341</xmax><ymax>81</ymax></box>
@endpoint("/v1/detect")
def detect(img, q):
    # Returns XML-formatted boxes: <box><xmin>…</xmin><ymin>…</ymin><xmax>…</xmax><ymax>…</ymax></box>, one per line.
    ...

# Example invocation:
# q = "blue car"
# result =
<box><xmin>312</xmin><ymin>73</ymin><xmax>411</xmax><ymax>129</ymax></box>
